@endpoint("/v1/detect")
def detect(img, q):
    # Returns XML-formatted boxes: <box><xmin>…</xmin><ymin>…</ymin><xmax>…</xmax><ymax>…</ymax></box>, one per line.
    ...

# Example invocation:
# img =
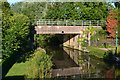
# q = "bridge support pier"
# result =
<box><xmin>69</xmin><ymin>35</ymin><xmax>74</xmax><ymax>48</ymax></box>
<box><xmin>63</xmin><ymin>35</ymin><xmax>70</xmax><ymax>46</ymax></box>
<box><xmin>63</xmin><ymin>34</ymin><xmax>82</xmax><ymax>50</ymax></box>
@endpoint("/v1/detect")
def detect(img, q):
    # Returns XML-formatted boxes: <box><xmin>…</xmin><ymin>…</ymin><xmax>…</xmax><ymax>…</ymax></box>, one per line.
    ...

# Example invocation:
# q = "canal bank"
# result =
<box><xmin>34</xmin><ymin>33</ymin><xmax>120</xmax><ymax>78</ymax></box>
<box><xmin>4</xmin><ymin>44</ymin><xmax>120</xmax><ymax>79</ymax></box>
<box><xmin>44</xmin><ymin>45</ymin><xmax>120</xmax><ymax>78</ymax></box>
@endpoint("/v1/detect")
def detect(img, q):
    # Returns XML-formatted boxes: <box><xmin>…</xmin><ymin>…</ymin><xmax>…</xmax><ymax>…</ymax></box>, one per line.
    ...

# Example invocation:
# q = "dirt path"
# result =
<box><xmin>99</xmin><ymin>48</ymin><xmax>115</xmax><ymax>51</ymax></box>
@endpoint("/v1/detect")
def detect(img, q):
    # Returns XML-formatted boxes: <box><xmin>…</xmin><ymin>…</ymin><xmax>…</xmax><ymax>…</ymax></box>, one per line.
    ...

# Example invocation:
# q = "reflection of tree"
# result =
<box><xmin>77</xmin><ymin>53</ymin><xmax>110</xmax><ymax>78</ymax></box>
<box><xmin>78</xmin><ymin>54</ymin><xmax>91</xmax><ymax>73</ymax></box>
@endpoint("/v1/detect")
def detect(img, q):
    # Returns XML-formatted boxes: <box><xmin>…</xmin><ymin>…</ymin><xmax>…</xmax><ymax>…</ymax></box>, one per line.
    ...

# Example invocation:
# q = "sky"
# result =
<box><xmin>7</xmin><ymin>0</ymin><xmax>23</xmax><ymax>5</ymax></box>
<box><xmin>7</xmin><ymin>0</ymin><xmax>115</xmax><ymax>7</ymax></box>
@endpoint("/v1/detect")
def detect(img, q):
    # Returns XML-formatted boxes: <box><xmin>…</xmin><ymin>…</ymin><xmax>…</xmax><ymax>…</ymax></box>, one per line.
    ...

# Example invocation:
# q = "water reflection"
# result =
<box><xmin>63</xmin><ymin>47</ymin><xmax>109</xmax><ymax>78</ymax></box>
<box><xmin>45</xmin><ymin>46</ymin><xmax>120</xmax><ymax>78</ymax></box>
<box><xmin>45</xmin><ymin>46</ymin><xmax>78</xmax><ymax>69</ymax></box>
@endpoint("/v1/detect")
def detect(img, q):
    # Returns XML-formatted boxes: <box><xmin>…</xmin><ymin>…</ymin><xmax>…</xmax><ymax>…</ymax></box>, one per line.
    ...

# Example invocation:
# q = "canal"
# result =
<box><xmin>44</xmin><ymin>45</ymin><xmax>120</xmax><ymax>79</ymax></box>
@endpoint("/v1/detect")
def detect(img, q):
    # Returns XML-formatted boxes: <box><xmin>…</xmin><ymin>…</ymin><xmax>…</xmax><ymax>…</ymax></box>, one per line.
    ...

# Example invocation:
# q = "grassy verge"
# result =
<box><xmin>2</xmin><ymin>53</ymin><xmax>19</xmax><ymax>78</ymax></box>
<box><xmin>86</xmin><ymin>47</ymin><xmax>107</xmax><ymax>58</ymax></box>
<box><xmin>5</xmin><ymin>61</ymin><xmax>29</xmax><ymax>77</ymax></box>
<box><xmin>5</xmin><ymin>49</ymin><xmax>52</xmax><ymax>79</ymax></box>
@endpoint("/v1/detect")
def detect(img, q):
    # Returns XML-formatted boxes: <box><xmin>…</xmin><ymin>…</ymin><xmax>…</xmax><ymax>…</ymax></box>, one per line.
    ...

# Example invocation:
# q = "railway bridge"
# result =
<box><xmin>34</xmin><ymin>19</ymin><xmax>105</xmax><ymax>50</ymax></box>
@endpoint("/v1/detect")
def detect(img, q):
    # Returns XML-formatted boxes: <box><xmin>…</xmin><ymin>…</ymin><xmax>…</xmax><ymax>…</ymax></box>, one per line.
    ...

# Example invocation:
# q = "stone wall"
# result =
<box><xmin>63</xmin><ymin>34</ymin><xmax>82</xmax><ymax>50</ymax></box>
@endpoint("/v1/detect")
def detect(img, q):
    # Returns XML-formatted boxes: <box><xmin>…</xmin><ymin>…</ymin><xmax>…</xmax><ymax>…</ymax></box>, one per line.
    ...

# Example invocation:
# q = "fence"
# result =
<box><xmin>34</xmin><ymin>19</ymin><xmax>106</xmax><ymax>26</ymax></box>
<box><xmin>90</xmin><ymin>38</ymin><xmax>116</xmax><ymax>47</ymax></box>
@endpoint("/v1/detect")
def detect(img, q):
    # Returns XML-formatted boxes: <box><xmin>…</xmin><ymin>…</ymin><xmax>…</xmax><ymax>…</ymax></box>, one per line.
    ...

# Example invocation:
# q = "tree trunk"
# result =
<box><xmin>88</xmin><ymin>31</ymin><xmax>91</xmax><ymax>46</ymax></box>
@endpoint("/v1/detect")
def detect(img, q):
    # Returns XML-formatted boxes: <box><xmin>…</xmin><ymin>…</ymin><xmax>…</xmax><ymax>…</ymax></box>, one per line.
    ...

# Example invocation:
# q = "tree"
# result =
<box><xmin>2</xmin><ymin>1</ymin><xmax>14</xmax><ymax>58</ymax></box>
<box><xmin>114</xmin><ymin>2</ymin><xmax>120</xmax><ymax>44</ymax></box>
<box><xmin>2</xmin><ymin>13</ymin><xmax>30</xmax><ymax>58</ymax></box>
<box><xmin>86</xmin><ymin>26</ymin><xmax>97</xmax><ymax>46</ymax></box>
<box><xmin>78</xmin><ymin>26</ymin><xmax>97</xmax><ymax>49</ymax></box>
<box><xmin>106</xmin><ymin>9</ymin><xmax>118</xmax><ymax>38</ymax></box>
<box><xmin>114</xmin><ymin>2</ymin><xmax>120</xmax><ymax>8</ymax></box>
<box><xmin>45</xmin><ymin>2</ymin><xmax>112</xmax><ymax>20</ymax></box>
<box><xmin>11</xmin><ymin>2</ymin><xmax>48</xmax><ymax>21</ymax></box>
<box><xmin>2</xmin><ymin>1</ymin><xmax>30</xmax><ymax>59</ymax></box>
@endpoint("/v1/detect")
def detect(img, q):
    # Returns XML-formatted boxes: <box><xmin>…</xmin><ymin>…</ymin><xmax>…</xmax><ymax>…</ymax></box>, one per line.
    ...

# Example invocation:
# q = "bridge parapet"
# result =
<box><xmin>35</xmin><ymin>26</ymin><xmax>102</xmax><ymax>34</ymax></box>
<box><xmin>34</xmin><ymin>19</ymin><xmax>106</xmax><ymax>26</ymax></box>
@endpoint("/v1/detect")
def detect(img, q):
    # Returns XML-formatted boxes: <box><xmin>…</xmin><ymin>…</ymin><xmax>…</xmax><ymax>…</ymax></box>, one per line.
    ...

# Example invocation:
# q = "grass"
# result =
<box><xmin>5</xmin><ymin>61</ymin><xmax>29</xmax><ymax>77</ymax></box>
<box><xmin>5</xmin><ymin>49</ymin><xmax>45</xmax><ymax>78</ymax></box>
<box><xmin>86</xmin><ymin>47</ymin><xmax>108</xmax><ymax>58</ymax></box>
<box><xmin>2</xmin><ymin>53</ymin><xmax>19</xmax><ymax>78</ymax></box>
<box><xmin>5</xmin><ymin>49</ymin><xmax>52</xmax><ymax>79</ymax></box>
<box><xmin>97</xmin><ymin>46</ymin><xmax>115</xmax><ymax>48</ymax></box>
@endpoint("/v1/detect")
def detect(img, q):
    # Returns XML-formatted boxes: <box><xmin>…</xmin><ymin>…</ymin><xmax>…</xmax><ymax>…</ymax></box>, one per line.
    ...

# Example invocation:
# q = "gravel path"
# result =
<box><xmin>99</xmin><ymin>48</ymin><xmax>115</xmax><ymax>51</ymax></box>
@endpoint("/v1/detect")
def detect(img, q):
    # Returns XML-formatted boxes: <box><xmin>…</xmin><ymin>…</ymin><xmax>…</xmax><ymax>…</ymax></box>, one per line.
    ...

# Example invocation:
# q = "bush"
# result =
<box><xmin>26</xmin><ymin>49</ymin><xmax>53</xmax><ymax>79</ymax></box>
<box><xmin>103</xmin><ymin>50</ymin><xmax>114</xmax><ymax>61</ymax></box>
<box><xmin>117</xmin><ymin>46</ymin><xmax>120</xmax><ymax>56</ymax></box>
<box><xmin>2</xmin><ymin>13</ymin><xmax>30</xmax><ymax>59</ymax></box>
<box><xmin>91</xmin><ymin>29</ymin><xmax>106</xmax><ymax>40</ymax></box>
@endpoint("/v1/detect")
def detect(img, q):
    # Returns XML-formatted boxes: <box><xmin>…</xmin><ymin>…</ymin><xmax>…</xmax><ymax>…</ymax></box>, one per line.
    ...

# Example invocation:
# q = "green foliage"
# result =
<box><xmin>90</xmin><ymin>28</ymin><xmax>117</xmax><ymax>48</ymax></box>
<box><xmin>11</xmin><ymin>2</ymin><xmax>54</xmax><ymax>48</ymax></box>
<box><xmin>118</xmin><ymin>7</ymin><xmax>120</xmax><ymax>38</ymax></box>
<box><xmin>91</xmin><ymin>29</ymin><xmax>106</xmax><ymax>40</ymax></box>
<box><xmin>34</xmin><ymin>34</ymin><xmax>52</xmax><ymax>48</ymax></box>
<box><xmin>3</xmin><ymin>14</ymin><xmax>30</xmax><ymax>58</ymax></box>
<box><xmin>114</xmin><ymin>2</ymin><xmax>120</xmax><ymax>8</ymax></box>
<box><xmin>117</xmin><ymin>46</ymin><xmax>120</xmax><ymax>55</ymax></box>
<box><xmin>5</xmin><ymin>49</ymin><xmax>52</xmax><ymax>79</ymax></box>
<box><xmin>103</xmin><ymin>50</ymin><xmax>114</xmax><ymax>62</ymax></box>
<box><xmin>86</xmin><ymin>26</ymin><xmax>97</xmax><ymax>35</ymax></box>
<box><xmin>11</xmin><ymin>2</ymin><xmax>48</xmax><ymax>21</ymax></box>
<box><xmin>26</xmin><ymin>49</ymin><xmax>52</xmax><ymax>79</ymax></box>
<box><xmin>2</xmin><ymin>2</ymin><xmax>30</xmax><ymax>59</ymax></box>
<box><xmin>2</xmin><ymin>2</ymin><xmax>14</xmax><ymax>58</ymax></box>
<box><xmin>87</xmin><ymin>47</ymin><xmax>107</xmax><ymax>58</ymax></box>
<box><xmin>45</xmin><ymin>2</ymin><xmax>112</xmax><ymax>20</ymax></box>
<box><xmin>2</xmin><ymin>1</ymin><xmax>14</xmax><ymax>18</ymax></box>
<box><xmin>78</xmin><ymin>26</ymin><xmax>97</xmax><ymax>47</ymax></box>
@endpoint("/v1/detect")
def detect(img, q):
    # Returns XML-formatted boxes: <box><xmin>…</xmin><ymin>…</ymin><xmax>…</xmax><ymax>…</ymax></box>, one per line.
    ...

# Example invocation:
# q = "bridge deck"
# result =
<box><xmin>35</xmin><ymin>26</ymin><xmax>101</xmax><ymax>34</ymax></box>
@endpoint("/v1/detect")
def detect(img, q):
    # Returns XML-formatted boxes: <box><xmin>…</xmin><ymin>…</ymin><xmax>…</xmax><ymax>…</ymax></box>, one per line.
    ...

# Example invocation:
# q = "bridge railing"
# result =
<box><xmin>34</xmin><ymin>19</ymin><xmax>106</xmax><ymax>26</ymax></box>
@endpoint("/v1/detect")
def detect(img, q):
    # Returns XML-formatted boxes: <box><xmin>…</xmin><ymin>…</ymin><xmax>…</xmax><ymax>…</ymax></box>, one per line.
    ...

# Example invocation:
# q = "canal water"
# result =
<box><xmin>44</xmin><ymin>45</ymin><xmax>120</xmax><ymax>79</ymax></box>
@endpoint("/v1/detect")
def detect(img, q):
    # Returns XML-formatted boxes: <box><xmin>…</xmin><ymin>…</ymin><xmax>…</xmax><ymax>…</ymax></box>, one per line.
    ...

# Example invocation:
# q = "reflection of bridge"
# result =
<box><xmin>51</xmin><ymin>47</ymin><xmax>104</xmax><ymax>77</ymax></box>
<box><xmin>34</xmin><ymin>19</ymin><xmax>105</xmax><ymax>50</ymax></box>
<box><xmin>52</xmin><ymin>67</ymin><xmax>87</xmax><ymax>77</ymax></box>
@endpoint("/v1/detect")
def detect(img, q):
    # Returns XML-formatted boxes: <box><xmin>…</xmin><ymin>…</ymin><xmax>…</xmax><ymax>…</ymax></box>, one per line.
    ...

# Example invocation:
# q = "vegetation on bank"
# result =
<box><xmin>6</xmin><ymin>49</ymin><xmax>52</xmax><ymax>79</ymax></box>
<box><xmin>2</xmin><ymin>1</ymin><xmax>120</xmax><ymax>79</ymax></box>
<box><xmin>2</xmin><ymin>1</ymin><xmax>31</xmax><ymax>62</ymax></box>
<box><xmin>2</xmin><ymin>1</ymin><xmax>53</xmax><ymax>79</ymax></box>
<box><xmin>86</xmin><ymin>47</ymin><xmax>110</xmax><ymax>58</ymax></box>
<box><xmin>117</xmin><ymin>46</ymin><xmax>120</xmax><ymax>55</ymax></box>
<box><xmin>26</xmin><ymin>49</ymin><xmax>52</xmax><ymax>79</ymax></box>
